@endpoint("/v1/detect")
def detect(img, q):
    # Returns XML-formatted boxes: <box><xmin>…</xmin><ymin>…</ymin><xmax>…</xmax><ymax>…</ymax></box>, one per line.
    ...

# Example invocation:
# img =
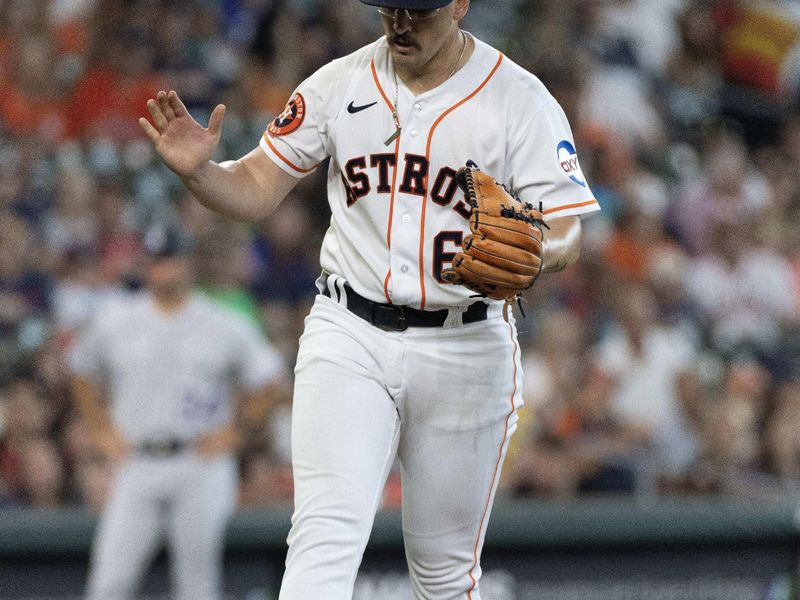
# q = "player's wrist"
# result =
<box><xmin>178</xmin><ymin>159</ymin><xmax>215</xmax><ymax>187</ymax></box>
<box><xmin>226</xmin><ymin>425</ymin><xmax>244</xmax><ymax>451</ymax></box>
<box><xmin>196</xmin><ymin>424</ymin><xmax>243</xmax><ymax>457</ymax></box>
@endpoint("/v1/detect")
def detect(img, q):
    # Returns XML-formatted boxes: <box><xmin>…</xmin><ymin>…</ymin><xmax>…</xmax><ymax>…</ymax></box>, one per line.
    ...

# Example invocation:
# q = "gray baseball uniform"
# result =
<box><xmin>70</xmin><ymin>291</ymin><xmax>284</xmax><ymax>600</ymax></box>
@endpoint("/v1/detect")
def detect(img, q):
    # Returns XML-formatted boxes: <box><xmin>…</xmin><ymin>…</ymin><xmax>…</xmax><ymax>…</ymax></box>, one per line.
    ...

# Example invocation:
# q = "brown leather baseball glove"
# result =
<box><xmin>441</xmin><ymin>161</ymin><xmax>546</xmax><ymax>302</ymax></box>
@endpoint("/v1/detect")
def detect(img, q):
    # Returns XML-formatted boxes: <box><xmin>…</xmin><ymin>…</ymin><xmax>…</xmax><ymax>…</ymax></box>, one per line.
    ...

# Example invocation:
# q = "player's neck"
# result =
<box><xmin>395</xmin><ymin>29</ymin><xmax>472</xmax><ymax>95</ymax></box>
<box><xmin>151</xmin><ymin>289</ymin><xmax>191</xmax><ymax>314</ymax></box>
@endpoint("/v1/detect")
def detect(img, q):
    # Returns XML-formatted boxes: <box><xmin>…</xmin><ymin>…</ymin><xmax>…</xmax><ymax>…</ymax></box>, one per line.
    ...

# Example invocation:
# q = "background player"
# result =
<box><xmin>69</xmin><ymin>225</ymin><xmax>287</xmax><ymax>600</ymax></box>
<box><xmin>138</xmin><ymin>0</ymin><xmax>599</xmax><ymax>597</ymax></box>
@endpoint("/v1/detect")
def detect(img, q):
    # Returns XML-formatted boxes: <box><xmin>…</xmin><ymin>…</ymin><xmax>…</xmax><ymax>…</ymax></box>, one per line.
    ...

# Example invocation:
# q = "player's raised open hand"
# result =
<box><xmin>139</xmin><ymin>90</ymin><xmax>226</xmax><ymax>179</ymax></box>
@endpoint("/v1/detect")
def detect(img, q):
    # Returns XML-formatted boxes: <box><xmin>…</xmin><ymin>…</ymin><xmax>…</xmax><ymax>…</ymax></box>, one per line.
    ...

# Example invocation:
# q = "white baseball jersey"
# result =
<box><xmin>69</xmin><ymin>292</ymin><xmax>284</xmax><ymax>442</ymax></box>
<box><xmin>260</xmin><ymin>35</ymin><xmax>600</xmax><ymax>310</ymax></box>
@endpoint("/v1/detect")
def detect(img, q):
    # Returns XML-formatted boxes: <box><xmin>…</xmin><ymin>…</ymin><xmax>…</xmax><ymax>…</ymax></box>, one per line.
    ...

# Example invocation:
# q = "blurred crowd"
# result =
<box><xmin>0</xmin><ymin>0</ymin><xmax>799</xmax><ymax>511</ymax></box>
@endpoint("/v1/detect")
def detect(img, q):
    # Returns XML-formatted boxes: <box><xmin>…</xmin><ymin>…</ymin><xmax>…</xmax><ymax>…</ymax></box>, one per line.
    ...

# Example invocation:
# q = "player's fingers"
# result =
<box><xmin>207</xmin><ymin>103</ymin><xmax>226</xmax><ymax>136</ymax></box>
<box><xmin>147</xmin><ymin>98</ymin><xmax>168</xmax><ymax>131</ymax></box>
<box><xmin>158</xmin><ymin>90</ymin><xmax>176</xmax><ymax>120</ymax></box>
<box><xmin>168</xmin><ymin>90</ymin><xmax>188</xmax><ymax>117</ymax></box>
<box><xmin>138</xmin><ymin>117</ymin><xmax>160</xmax><ymax>143</ymax></box>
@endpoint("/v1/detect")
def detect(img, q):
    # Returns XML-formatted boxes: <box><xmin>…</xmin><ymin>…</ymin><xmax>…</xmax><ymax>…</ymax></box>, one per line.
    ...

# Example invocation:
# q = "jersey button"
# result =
<box><xmin>400</xmin><ymin>265</ymin><xmax>409</xmax><ymax>274</ymax></box>
<box><xmin>413</xmin><ymin>103</ymin><xmax>422</xmax><ymax>112</ymax></box>
<box><xmin>402</xmin><ymin>213</ymin><xmax>411</xmax><ymax>223</ymax></box>
<box><xmin>410</xmin><ymin>130</ymin><xmax>418</xmax><ymax>137</ymax></box>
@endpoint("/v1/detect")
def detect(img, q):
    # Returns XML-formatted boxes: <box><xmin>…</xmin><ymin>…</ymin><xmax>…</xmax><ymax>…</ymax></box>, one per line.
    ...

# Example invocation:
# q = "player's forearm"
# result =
<box><xmin>541</xmin><ymin>215</ymin><xmax>582</xmax><ymax>273</ymax></box>
<box><xmin>70</xmin><ymin>376</ymin><xmax>114</xmax><ymax>433</ymax></box>
<box><xmin>179</xmin><ymin>159</ymin><xmax>279</xmax><ymax>223</ymax></box>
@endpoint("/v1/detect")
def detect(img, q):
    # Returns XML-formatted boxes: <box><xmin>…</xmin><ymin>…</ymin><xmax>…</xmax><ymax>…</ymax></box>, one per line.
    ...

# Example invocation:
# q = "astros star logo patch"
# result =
<box><xmin>268</xmin><ymin>93</ymin><xmax>306</xmax><ymax>136</ymax></box>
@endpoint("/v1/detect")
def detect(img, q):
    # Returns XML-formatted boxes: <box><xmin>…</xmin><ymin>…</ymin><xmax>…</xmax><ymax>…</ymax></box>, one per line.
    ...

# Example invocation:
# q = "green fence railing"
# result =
<box><xmin>0</xmin><ymin>496</ymin><xmax>796</xmax><ymax>556</ymax></box>
<box><xmin>1</xmin><ymin>497</ymin><xmax>798</xmax><ymax>599</ymax></box>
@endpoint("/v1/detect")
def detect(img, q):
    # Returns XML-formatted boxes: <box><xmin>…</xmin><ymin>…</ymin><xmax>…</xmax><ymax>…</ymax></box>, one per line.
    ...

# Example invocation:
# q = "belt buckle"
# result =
<box><xmin>140</xmin><ymin>439</ymin><xmax>183</xmax><ymax>457</ymax></box>
<box><xmin>372</xmin><ymin>304</ymin><xmax>407</xmax><ymax>332</ymax></box>
<box><xmin>154</xmin><ymin>441</ymin><xmax>173</xmax><ymax>456</ymax></box>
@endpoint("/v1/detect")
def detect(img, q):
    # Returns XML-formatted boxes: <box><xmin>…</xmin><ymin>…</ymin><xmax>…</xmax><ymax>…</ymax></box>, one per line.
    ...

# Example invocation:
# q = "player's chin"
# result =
<box><xmin>389</xmin><ymin>45</ymin><xmax>421</xmax><ymax>67</ymax></box>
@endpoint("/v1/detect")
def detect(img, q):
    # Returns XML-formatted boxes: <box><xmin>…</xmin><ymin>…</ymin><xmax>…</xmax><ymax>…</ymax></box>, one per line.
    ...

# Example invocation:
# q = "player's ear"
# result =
<box><xmin>453</xmin><ymin>0</ymin><xmax>469</xmax><ymax>21</ymax></box>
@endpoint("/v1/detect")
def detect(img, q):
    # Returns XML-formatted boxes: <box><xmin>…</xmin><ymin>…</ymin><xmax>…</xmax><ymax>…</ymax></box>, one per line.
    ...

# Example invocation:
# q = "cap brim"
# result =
<box><xmin>359</xmin><ymin>0</ymin><xmax>452</xmax><ymax>9</ymax></box>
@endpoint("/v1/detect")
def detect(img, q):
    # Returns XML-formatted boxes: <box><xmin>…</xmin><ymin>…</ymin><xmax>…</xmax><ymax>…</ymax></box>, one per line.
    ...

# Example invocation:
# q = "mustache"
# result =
<box><xmin>389</xmin><ymin>34</ymin><xmax>417</xmax><ymax>47</ymax></box>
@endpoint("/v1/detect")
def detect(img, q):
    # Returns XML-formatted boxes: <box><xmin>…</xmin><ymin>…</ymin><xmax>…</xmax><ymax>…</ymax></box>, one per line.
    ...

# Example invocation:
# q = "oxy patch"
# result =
<box><xmin>556</xmin><ymin>140</ymin><xmax>586</xmax><ymax>187</ymax></box>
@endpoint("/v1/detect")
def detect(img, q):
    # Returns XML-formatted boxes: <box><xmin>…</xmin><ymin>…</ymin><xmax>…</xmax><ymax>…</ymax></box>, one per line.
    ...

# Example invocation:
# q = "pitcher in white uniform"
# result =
<box><xmin>69</xmin><ymin>226</ymin><xmax>287</xmax><ymax>600</ymax></box>
<box><xmin>138</xmin><ymin>1</ymin><xmax>600</xmax><ymax>597</ymax></box>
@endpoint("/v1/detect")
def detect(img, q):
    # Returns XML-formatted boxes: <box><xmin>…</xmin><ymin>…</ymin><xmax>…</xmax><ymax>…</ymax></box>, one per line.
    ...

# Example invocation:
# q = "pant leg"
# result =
<box><xmin>167</xmin><ymin>454</ymin><xmax>238</xmax><ymax>600</ymax></box>
<box><xmin>86</xmin><ymin>461</ymin><xmax>165</xmax><ymax>600</ymax></box>
<box><xmin>398</xmin><ymin>314</ymin><xmax>523</xmax><ymax>600</ymax></box>
<box><xmin>279</xmin><ymin>298</ymin><xmax>402</xmax><ymax>600</ymax></box>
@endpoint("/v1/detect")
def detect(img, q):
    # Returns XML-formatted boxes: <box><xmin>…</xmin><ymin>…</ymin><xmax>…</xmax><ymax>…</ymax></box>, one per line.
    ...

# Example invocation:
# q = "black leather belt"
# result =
<box><xmin>136</xmin><ymin>439</ymin><xmax>189</xmax><ymax>457</ymax></box>
<box><xmin>322</xmin><ymin>278</ymin><xmax>487</xmax><ymax>332</ymax></box>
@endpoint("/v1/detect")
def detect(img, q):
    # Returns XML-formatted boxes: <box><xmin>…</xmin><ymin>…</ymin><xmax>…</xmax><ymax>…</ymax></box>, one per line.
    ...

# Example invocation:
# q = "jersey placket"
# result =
<box><xmin>382</xmin><ymin>48</ymin><xmax>506</xmax><ymax>309</ymax></box>
<box><xmin>386</xmin><ymin>91</ymin><xmax>434</xmax><ymax>309</ymax></box>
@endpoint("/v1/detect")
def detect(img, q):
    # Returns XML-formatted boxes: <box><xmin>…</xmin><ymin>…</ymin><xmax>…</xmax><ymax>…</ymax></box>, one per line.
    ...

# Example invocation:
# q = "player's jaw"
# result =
<box><xmin>385</xmin><ymin>22</ymin><xmax>455</xmax><ymax>77</ymax></box>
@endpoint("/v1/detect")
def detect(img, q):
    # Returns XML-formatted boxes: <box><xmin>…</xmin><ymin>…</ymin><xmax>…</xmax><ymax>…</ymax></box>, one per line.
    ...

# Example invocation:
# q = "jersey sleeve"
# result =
<box><xmin>507</xmin><ymin>96</ymin><xmax>600</xmax><ymax>220</ymax></box>
<box><xmin>232</xmin><ymin>319</ymin><xmax>286</xmax><ymax>392</ymax></box>
<box><xmin>259</xmin><ymin>63</ymin><xmax>338</xmax><ymax>178</ymax></box>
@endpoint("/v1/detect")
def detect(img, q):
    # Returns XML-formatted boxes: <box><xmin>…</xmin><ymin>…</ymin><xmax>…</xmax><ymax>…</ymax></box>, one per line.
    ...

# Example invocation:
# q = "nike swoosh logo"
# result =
<box><xmin>347</xmin><ymin>100</ymin><xmax>378</xmax><ymax>114</ymax></box>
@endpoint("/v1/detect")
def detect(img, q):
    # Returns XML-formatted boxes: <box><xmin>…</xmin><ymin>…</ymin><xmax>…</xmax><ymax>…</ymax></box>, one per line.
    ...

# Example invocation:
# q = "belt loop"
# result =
<box><xmin>443</xmin><ymin>305</ymin><xmax>467</xmax><ymax>328</ymax></box>
<box><xmin>325</xmin><ymin>273</ymin><xmax>339</xmax><ymax>302</ymax></box>
<box><xmin>315</xmin><ymin>271</ymin><xmax>328</xmax><ymax>295</ymax></box>
<box><xmin>320</xmin><ymin>272</ymin><xmax>349</xmax><ymax>309</ymax></box>
<box><xmin>328</xmin><ymin>273</ymin><xmax>349</xmax><ymax>305</ymax></box>
<box><xmin>335</xmin><ymin>277</ymin><xmax>348</xmax><ymax>307</ymax></box>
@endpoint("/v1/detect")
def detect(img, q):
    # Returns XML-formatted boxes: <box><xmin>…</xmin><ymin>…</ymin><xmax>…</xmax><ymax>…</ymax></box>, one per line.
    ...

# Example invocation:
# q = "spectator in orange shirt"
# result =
<box><xmin>0</xmin><ymin>35</ymin><xmax>71</xmax><ymax>143</ymax></box>
<box><xmin>69</xmin><ymin>30</ymin><xmax>165</xmax><ymax>141</ymax></box>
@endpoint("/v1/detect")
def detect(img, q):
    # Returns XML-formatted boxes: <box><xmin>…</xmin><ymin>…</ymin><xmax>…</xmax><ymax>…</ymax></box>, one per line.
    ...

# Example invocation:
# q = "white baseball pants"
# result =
<box><xmin>85</xmin><ymin>453</ymin><xmax>237</xmax><ymax>600</ymax></box>
<box><xmin>279</xmin><ymin>295</ymin><xmax>522</xmax><ymax>600</ymax></box>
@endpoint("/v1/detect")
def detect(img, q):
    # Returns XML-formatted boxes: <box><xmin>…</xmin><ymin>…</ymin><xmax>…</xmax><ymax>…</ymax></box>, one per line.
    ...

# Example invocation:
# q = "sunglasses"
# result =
<box><xmin>377</xmin><ymin>7</ymin><xmax>442</xmax><ymax>23</ymax></box>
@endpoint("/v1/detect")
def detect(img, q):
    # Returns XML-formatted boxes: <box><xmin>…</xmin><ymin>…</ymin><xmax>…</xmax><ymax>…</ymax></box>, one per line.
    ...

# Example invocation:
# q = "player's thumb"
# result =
<box><xmin>208</xmin><ymin>104</ymin><xmax>226</xmax><ymax>136</ymax></box>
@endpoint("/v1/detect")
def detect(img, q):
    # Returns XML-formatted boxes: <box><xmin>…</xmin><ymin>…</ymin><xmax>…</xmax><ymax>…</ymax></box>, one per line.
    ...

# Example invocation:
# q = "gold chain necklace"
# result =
<box><xmin>384</xmin><ymin>30</ymin><xmax>468</xmax><ymax>146</ymax></box>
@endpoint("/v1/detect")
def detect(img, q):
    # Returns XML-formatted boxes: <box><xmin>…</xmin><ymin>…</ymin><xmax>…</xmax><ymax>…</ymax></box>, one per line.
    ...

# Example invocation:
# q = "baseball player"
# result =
<box><xmin>139</xmin><ymin>1</ymin><xmax>599</xmax><ymax>598</ymax></box>
<box><xmin>69</xmin><ymin>226</ymin><xmax>287</xmax><ymax>600</ymax></box>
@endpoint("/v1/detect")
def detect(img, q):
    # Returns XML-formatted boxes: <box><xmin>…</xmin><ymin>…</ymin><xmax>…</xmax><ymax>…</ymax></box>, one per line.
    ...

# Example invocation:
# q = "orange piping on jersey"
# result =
<box><xmin>418</xmin><ymin>52</ymin><xmax>505</xmax><ymax>310</ymax></box>
<box><xmin>371</xmin><ymin>58</ymin><xmax>402</xmax><ymax>301</ymax></box>
<box><xmin>383</xmin><ymin>270</ymin><xmax>392</xmax><ymax>303</ymax></box>
<box><xmin>385</xmin><ymin>137</ymin><xmax>401</xmax><ymax>249</ymax></box>
<box><xmin>262</xmin><ymin>133</ymin><xmax>319</xmax><ymax>174</ymax></box>
<box><xmin>467</xmin><ymin>303</ymin><xmax>518</xmax><ymax>598</ymax></box>
<box><xmin>542</xmin><ymin>198</ymin><xmax>599</xmax><ymax>216</ymax></box>
<box><xmin>371</xmin><ymin>59</ymin><xmax>394</xmax><ymax>112</ymax></box>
